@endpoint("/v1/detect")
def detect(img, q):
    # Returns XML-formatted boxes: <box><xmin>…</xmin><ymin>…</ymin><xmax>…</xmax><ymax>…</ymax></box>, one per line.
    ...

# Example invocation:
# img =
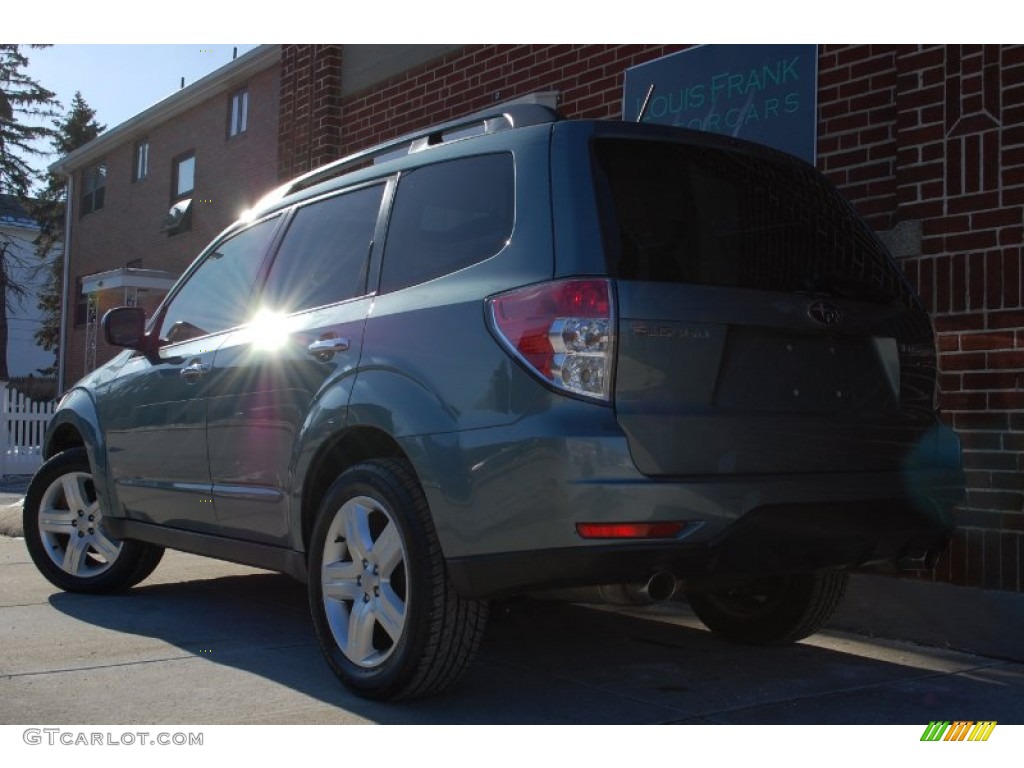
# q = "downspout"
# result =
<box><xmin>57</xmin><ymin>171</ymin><xmax>73</xmax><ymax>396</ymax></box>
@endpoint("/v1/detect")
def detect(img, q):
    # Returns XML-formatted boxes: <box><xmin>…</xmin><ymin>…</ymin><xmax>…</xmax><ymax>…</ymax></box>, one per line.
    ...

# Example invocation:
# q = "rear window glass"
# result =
<box><xmin>380</xmin><ymin>153</ymin><xmax>514</xmax><ymax>292</ymax></box>
<box><xmin>593</xmin><ymin>139</ymin><xmax>910</xmax><ymax>305</ymax></box>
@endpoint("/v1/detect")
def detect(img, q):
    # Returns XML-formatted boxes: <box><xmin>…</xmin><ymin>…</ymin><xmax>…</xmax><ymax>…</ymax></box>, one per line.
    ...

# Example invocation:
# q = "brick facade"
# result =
<box><xmin>276</xmin><ymin>43</ymin><xmax>1024</xmax><ymax>592</ymax></box>
<box><xmin>817</xmin><ymin>45</ymin><xmax>1024</xmax><ymax>592</ymax></box>
<box><xmin>277</xmin><ymin>45</ymin><xmax>344</xmax><ymax>180</ymax></box>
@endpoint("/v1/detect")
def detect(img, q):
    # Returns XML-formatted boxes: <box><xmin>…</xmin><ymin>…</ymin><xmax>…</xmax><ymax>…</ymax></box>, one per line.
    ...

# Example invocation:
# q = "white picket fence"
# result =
<box><xmin>1</xmin><ymin>383</ymin><xmax>55</xmax><ymax>476</ymax></box>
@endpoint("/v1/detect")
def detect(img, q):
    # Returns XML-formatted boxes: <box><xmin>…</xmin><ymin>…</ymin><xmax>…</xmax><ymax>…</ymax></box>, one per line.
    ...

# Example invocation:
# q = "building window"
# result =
<box><xmin>228</xmin><ymin>88</ymin><xmax>248</xmax><ymax>137</ymax></box>
<box><xmin>173</xmin><ymin>153</ymin><xmax>195</xmax><ymax>200</ymax></box>
<box><xmin>133</xmin><ymin>139</ymin><xmax>149</xmax><ymax>182</ymax></box>
<box><xmin>81</xmin><ymin>163</ymin><xmax>107</xmax><ymax>215</ymax></box>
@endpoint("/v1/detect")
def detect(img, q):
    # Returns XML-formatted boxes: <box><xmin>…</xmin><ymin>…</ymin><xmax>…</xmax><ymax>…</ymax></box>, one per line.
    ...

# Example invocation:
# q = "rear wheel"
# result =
<box><xmin>23</xmin><ymin>448</ymin><xmax>164</xmax><ymax>593</ymax></box>
<box><xmin>686</xmin><ymin>571</ymin><xmax>848</xmax><ymax>645</ymax></box>
<box><xmin>308</xmin><ymin>459</ymin><xmax>488</xmax><ymax>700</ymax></box>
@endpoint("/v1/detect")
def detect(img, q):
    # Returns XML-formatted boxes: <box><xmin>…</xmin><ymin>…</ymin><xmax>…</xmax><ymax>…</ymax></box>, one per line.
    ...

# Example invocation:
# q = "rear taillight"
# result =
<box><xmin>488</xmin><ymin>279</ymin><xmax>615</xmax><ymax>401</ymax></box>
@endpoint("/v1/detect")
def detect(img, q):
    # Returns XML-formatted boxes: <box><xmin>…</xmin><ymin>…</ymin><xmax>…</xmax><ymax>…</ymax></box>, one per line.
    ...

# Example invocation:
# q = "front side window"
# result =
<box><xmin>81</xmin><ymin>163</ymin><xmax>107</xmax><ymax>215</ymax></box>
<box><xmin>157</xmin><ymin>216</ymin><xmax>278</xmax><ymax>344</ymax></box>
<box><xmin>262</xmin><ymin>184</ymin><xmax>384</xmax><ymax>313</ymax></box>
<box><xmin>380</xmin><ymin>153</ymin><xmax>514</xmax><ymax>293</ymax></box>
<box><xmin>229</xmin><ymin>88</ymin><xmax>248</xmax><ymax>137</ymax></box>
<box><xmin>133</xmin><ymin>139</ymin><xmax>149</xmax><ymax>182</ymax></box>
<box><xmin>173</xmin><ymin>153</ymin><xmax>195</xmax><ymax>200</ymax></box>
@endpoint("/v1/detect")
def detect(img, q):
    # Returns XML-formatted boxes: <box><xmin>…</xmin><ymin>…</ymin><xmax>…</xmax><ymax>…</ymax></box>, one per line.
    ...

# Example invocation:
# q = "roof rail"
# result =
<box><xmin>284</xmin><ymin>103</ymin><xmax>560</xmax><ymax>197</ymax></box>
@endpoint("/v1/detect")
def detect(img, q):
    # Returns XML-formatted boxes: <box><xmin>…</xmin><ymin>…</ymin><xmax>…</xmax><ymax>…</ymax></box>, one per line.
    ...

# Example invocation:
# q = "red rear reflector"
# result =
<box><xmin>576</xmin><ymin>522</ymin><xmax>686</xmax><ymax>539</ymax></box>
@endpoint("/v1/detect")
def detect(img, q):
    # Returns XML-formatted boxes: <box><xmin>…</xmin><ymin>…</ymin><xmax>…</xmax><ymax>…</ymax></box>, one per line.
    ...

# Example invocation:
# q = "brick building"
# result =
<box><xmin>51</xmin><ymin>45</ymin><xmax>281</xmax><ymax>386</ymax></box>
<box><xmin>54</xmin><ymin>43</ymin><xmax>1024</xmax><ymax>593</ymax></box>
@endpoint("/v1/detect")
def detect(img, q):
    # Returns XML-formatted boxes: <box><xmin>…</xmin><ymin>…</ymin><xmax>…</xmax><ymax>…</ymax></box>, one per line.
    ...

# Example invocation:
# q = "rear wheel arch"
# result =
<box><xmin>300</xmin><ymin>427</ymin><xmax>408</xmax><ymax>552</ymax></box>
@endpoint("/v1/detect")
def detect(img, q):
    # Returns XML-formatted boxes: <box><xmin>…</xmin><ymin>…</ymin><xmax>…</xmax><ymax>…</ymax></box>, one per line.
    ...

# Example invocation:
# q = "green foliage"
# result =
<box><xmin>0</xmin><ymin>45</ymin><xmax>58</xmax><ymax>198</ymax></box>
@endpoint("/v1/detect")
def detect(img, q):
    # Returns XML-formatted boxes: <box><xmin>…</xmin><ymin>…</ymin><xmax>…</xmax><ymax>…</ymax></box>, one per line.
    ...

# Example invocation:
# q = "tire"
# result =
<box><xmin>686</xmin><ymin>571</ymin><xmax>849</xmax><ymax>646</ymax></box>
<box><xmin>308</xmin><ymin>459</ymin><xmax>488</xmax><ymax>700</ymax></box>
<box><xmin>23</xmin><ymin>447</ymin><xmax>164</xmax><ymax>593</ymax></box>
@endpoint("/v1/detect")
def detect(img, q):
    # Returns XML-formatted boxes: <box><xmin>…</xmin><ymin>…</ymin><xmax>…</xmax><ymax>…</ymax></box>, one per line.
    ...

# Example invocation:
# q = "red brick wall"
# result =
<box><xmin>817</xmin><ymin>45</ymin><xmax>1024</xmax><ymax>592</ymax></box>
<box><xmin>64</xmin><ymin>63</ymin><xmax>280</xmax><ymax>385</ymax></box>
<box><xmin>337</xmin><ymin>44</ymin><xmax>687</xmax><ymax>157</ymax></box>
<box><xmin>278</xmin><ymin>45</ymin><xmax>344</xmax><ymax>179</ymax></box>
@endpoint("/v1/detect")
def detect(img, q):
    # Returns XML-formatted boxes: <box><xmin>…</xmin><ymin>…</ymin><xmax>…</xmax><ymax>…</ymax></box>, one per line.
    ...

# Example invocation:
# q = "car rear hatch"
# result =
<box><xmin>592</xmin><ymin>135</ymin><xmax>939</xmax><ymax>477</ymax></box>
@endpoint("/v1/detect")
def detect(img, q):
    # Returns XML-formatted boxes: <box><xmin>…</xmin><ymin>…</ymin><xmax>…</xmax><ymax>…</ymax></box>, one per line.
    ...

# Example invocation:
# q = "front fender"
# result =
<box><xmin>43</xmin><ymin>388</ymin><xmax>116</xmax><ymax>514</ymax></box>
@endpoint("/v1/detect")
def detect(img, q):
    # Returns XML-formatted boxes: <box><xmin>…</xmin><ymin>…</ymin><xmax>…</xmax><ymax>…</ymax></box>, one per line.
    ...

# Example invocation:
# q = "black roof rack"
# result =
<box><xmin>283</xmin><ymin>103</ymin><xmax>559</xmax><ymax>197</ymax></box>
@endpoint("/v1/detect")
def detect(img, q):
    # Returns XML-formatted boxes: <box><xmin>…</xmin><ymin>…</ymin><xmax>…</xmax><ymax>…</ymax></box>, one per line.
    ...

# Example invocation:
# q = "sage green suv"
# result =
<box><xmin>24</xmin><ymin>105</ymin><xmax>964</xmax><ymax>700</ymax></box>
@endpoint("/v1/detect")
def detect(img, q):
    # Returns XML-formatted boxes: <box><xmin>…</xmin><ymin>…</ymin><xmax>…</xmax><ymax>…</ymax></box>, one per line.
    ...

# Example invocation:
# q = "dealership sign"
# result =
<box><xmin>623</xmin><ymin>44</ymin><xmax>818</xmax><ymax>163</ymax></box>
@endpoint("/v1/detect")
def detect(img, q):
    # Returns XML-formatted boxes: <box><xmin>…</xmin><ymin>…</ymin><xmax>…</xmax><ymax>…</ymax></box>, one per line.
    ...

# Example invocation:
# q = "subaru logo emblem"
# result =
<box><xmin>807</xmin><ymin>300</ymin><xmax>842</xmax><ymax>326</ymax></box>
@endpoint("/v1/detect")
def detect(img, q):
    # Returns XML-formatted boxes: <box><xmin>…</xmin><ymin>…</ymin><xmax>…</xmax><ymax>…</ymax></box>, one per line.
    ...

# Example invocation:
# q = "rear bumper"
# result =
<box><xmin>399</xmin><ymin>398</ymin><xmax>964</xmax><ymax>599</ymax></box>
<box><xmin>448</xmin><ymin>492</ymin><xmax>959</xmax><ymax>599</ymax></box>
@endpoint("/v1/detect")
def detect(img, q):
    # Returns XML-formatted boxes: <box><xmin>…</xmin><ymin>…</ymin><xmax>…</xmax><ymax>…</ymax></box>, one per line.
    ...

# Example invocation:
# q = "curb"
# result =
<box><xmin>0</xmin><ymin>495</ymin><xmax>23</xmax><ymax>538</ymax></box>
<box><xmin>828</xmin><ymin>572</ymin><xmax>1024</xmax><ymax>663</ymax></box>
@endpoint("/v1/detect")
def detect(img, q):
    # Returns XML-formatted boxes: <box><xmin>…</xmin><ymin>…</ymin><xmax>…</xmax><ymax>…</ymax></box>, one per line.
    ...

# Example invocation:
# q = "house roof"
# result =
<box><xmin>49</xmin><ymin>45</ymin><xmax>281</xmax><ymax>177</ymax></box>
<box><xmin>0</xmin><ymin>194</ymin><xmax>40</xmax><ymax>230</ymax></box>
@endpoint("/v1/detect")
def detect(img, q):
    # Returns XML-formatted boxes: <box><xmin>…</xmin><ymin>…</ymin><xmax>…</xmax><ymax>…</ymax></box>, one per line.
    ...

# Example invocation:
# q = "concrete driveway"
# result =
<box><xmin>2</xmin><ymin>535</ymin><xmax>1022</xmax><ymax>725</ymax></box>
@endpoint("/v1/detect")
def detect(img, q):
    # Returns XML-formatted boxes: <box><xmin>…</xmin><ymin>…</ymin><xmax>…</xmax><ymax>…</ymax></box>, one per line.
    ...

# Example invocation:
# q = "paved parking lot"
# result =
<box><xmin>1</xmin><ymin>535</ymin><xmax>1022</xmax><ymax>725</ymax></box>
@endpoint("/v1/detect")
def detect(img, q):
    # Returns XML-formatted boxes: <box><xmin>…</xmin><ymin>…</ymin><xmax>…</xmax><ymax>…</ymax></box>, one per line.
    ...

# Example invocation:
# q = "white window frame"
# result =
<box><xmin>174</xmin><ymin>153</ymin><xmax>195</xmax><ymax>200</ymax></box>
<box><xmin>133</xmin><ymin>139</ymin><xmax>149</xmax><ymax>182</ymax></box>
<box><xmin>229</xmin><ymin>88</ymin><xmax>249</xmax><ymax>137</ymax></box>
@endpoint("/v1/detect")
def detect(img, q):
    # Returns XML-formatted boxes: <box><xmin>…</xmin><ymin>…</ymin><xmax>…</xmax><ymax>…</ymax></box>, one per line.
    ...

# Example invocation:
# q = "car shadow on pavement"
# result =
<box><xmin>46</xmin><ymin>570</ymin><xmax>1024</xmax><ymax>725</ymax></box>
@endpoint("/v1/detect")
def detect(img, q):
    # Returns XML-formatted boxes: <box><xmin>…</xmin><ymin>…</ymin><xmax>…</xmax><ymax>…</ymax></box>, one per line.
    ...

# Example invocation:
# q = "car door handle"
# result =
<box><xmin>180</xmin><ymin>362</ymin><xmax>210</xmax><ymax>383</ymax></box>
<box><xmin>307</xmin><ymin>337</ymin><xmax>350</xmax><ymax>360</ymax></box>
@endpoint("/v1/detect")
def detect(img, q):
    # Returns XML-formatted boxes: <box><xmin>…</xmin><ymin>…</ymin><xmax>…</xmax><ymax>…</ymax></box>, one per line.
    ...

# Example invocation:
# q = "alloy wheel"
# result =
<box><xmin>37</xmin><ymin>470</ymin><xmax>122</xmax><ymax>578</ymax></box>
<box><xmin>320</xmin><ymin>495</ymin><xmax>409</xmax><ymax>668</ymax></box>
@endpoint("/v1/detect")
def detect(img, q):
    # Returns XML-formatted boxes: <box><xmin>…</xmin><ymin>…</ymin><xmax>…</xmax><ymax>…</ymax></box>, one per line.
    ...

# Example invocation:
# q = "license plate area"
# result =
<box><xmin>714</xmin><ymin>328</ymin><xmax>895</xmax><ymax>415</ymax></box>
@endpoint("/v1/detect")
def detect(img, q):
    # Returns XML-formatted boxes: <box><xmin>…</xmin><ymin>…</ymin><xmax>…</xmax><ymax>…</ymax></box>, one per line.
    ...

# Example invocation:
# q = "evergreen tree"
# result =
<box><xmin>32</xmin><ymin>92</ymin><xmax>105</xmax><ymax>374</ymax></box>
<box><xmin>0</xmin><ymin>44</ymin><xmax>58</xmax><ymax>379</ymax></box>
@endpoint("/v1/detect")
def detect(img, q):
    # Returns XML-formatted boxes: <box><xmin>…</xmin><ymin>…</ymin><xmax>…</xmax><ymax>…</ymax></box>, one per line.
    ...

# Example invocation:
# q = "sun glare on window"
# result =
<box><xmin>246</xmin><ymin>309</ymin><xmax>296</xmax><ymax>351</ymax></box>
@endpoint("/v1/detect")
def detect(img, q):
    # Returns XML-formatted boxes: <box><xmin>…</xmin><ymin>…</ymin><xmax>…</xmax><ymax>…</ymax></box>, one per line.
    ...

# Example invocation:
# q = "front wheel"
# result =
<box><xmin>686</xmin><ymin>571</ymin><xmax>849</xmax><ymax>646</ymax></box>
<box><xmin>308</xmin><ymin>459</ymin><xmax>488</xmax><ymax>700</ymax></box>
<box><xmin>23</xmin><ymin>447</ymin><xmax>164</xmax><ymax>593</ymax></box>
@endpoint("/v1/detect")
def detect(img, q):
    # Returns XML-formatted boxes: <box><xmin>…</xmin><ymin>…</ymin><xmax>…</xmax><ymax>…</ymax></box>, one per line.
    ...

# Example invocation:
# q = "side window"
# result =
<box><xmin>261</xmin><ymin>184</ymin><xmax>384</xmax><ymax>313</ymax></box>
<box><xmin>380</xmin><ymin>153</ymin><xmax>514</xmax><ymax>293</ymax></box>
<box><xmin>158</xmin><ymin>216</ymin><xmax>278</xmax><ymax>344</ymax></box>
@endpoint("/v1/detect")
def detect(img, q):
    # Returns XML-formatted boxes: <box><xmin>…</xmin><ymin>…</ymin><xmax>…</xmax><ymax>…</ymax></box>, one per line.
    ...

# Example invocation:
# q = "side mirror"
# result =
<box><xmin>102</xmin><ymin>306</ymin><xmax>148</xmax><ymax>350</ymax></box>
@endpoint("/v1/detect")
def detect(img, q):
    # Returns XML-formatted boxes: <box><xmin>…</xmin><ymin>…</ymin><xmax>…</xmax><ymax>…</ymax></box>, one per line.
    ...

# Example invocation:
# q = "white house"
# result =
<box><xmin>0</xmin><ymin>194</ymin><xmax>59</xmax><ymax>378</ymax></box>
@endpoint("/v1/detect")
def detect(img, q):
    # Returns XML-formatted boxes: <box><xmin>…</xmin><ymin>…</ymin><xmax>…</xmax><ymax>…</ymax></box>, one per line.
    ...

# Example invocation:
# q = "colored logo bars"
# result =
<box><xmin>920</xmin><ymin>721</ymin><xmax>997</xmax><ymax>742</ymax></box>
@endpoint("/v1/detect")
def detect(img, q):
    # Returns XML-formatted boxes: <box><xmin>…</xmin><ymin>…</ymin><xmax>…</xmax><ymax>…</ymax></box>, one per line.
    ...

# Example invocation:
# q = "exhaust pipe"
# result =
<box><xmin>532</xmin><ymin>571</ymin><xmax>678</xmax><ymax>606</ymax></box>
